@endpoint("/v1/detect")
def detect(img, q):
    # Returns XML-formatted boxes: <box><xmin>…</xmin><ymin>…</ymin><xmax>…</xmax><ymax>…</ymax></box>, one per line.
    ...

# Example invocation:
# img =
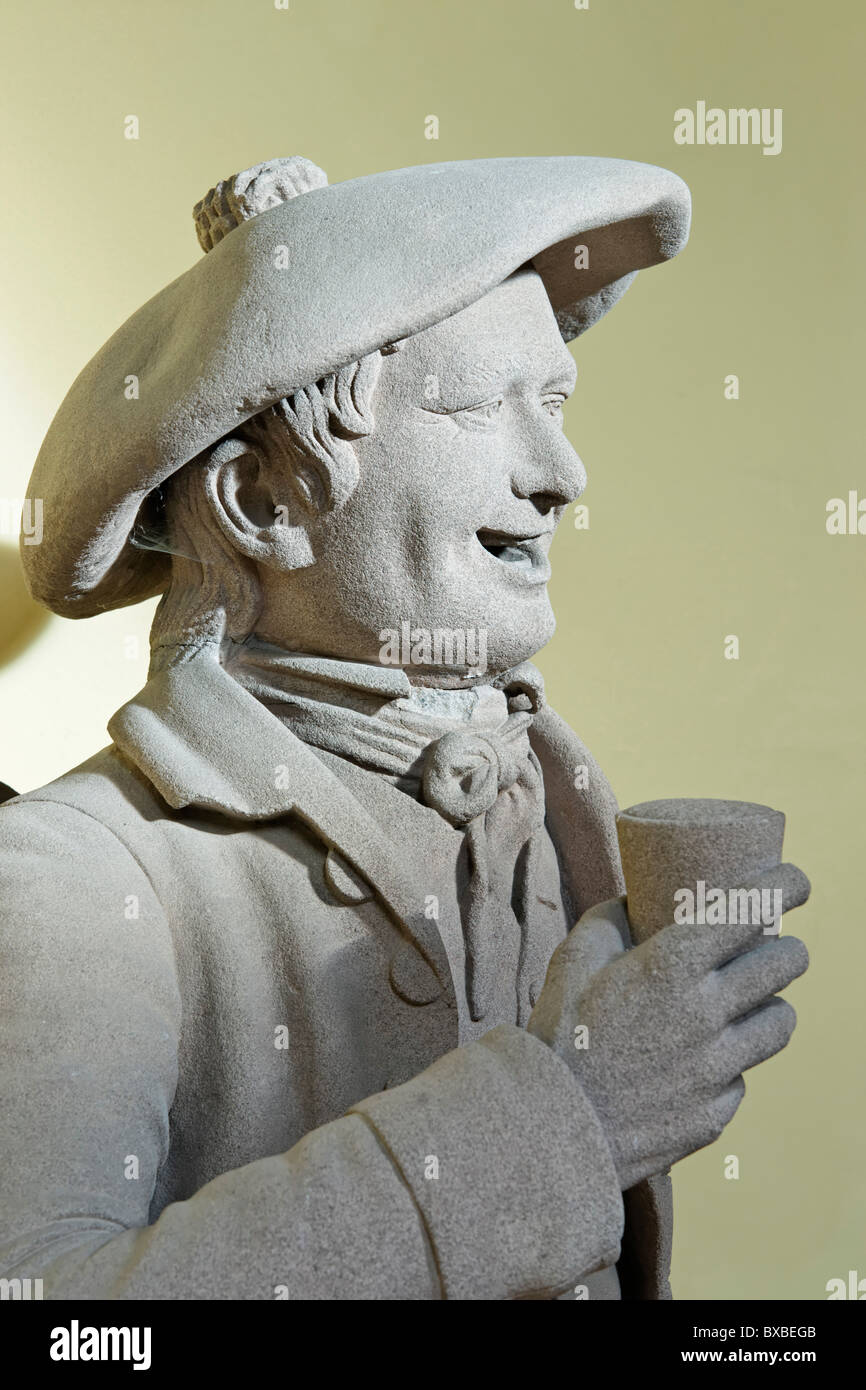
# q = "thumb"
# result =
<box><xmin>528</xmin><ymin>897</ymin><xmax>631</xmax><ymax>1046</ymax></box>
<box><xmin>557</xmin><ymin>896</ymin><xmax>634</xmax><ymax>977</ymax></box>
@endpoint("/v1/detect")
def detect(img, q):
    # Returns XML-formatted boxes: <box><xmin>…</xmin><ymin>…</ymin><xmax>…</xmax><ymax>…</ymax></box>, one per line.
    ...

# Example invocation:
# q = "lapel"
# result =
<box><xmin>529</xmin><ymin>705</ymin><xmax>626</xmax><ymax>915</ymax></box>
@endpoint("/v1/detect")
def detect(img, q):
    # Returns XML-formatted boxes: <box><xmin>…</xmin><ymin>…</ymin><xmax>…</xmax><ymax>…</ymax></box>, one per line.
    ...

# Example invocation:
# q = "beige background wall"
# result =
<box><xmin>1</xmin><ymin>0</ymin><xmax>862</xmax><ymax>1299</ymax></box>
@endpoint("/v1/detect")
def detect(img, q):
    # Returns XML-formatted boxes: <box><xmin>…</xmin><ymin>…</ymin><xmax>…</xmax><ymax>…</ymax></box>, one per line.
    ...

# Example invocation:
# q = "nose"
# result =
<box><xmin>509</xmin><ymin>428</ymin><xmax>587</xmax><ymax>513</ymax></box>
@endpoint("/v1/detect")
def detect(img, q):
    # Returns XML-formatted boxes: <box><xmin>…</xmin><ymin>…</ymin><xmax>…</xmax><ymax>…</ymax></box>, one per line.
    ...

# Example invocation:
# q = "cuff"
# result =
<box><xmin>350</xmin><ymin>1024</ymin><xmax>624</xmax><ymax>1300</ymax></box>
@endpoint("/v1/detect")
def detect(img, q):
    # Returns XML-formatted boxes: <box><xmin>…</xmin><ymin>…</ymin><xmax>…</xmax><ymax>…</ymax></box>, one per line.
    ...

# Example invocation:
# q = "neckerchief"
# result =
<box><xmin>225</xmin><ymin>637</ymin><xmax>548</xmax><ymax>1023</ymax></box>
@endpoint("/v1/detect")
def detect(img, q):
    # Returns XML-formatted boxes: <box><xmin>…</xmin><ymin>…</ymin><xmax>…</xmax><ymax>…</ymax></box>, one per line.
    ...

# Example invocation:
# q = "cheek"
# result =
<box><xmin>328</xmin><ymin>418</ymin><xmax>515</xmax><ymax>575</ymax></box>
<box><xmin>349</xmin><ymin>427</ymin><xmax>462</xmax><ymax>529</ymax></box>
<box><xmin>412</xmin><ymin>433</ymin><xmax>514</xmax><ymax>532</ymax></box>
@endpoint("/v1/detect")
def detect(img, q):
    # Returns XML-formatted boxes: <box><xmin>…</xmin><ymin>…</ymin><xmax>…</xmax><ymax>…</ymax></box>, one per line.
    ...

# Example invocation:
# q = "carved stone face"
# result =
<box><xmin>253</xmin><ymin>267</ymin><xmax>586</xmax><ymax>680</ymax></box>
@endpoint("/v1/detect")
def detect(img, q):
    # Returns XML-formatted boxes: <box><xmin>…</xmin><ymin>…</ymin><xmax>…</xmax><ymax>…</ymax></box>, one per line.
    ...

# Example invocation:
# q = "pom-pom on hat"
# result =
<box><xmin>22</xmin><ymin>154</ymin><xmax>691</xmax><ymax>617</ymax></box>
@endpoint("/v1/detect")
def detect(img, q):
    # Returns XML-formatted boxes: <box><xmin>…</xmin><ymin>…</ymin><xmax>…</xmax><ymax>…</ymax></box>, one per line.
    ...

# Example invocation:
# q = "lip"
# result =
<box><xmin>475</xmin><ymin>528</ymin><xmax>552</xmax><ymax>585</ymax></box>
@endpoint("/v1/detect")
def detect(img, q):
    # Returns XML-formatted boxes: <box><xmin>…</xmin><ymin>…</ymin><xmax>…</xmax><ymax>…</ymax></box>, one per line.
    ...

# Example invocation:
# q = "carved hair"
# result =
<box><xmin>148</xmin><ymin>349</ymin><xmax>390</xmax><ymax>672</ymax></box>
<box><xmin>149</xmin><ymin>156</ymin><xmax>400</xmax><ymax>673</ymax></box>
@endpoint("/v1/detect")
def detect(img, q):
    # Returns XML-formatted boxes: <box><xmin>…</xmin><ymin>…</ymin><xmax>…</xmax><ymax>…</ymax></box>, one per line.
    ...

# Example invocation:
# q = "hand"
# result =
<box><xmin>528</xmin><ymin>863</ymin><xmax>810</xmax><ymax>1190</ymax></box>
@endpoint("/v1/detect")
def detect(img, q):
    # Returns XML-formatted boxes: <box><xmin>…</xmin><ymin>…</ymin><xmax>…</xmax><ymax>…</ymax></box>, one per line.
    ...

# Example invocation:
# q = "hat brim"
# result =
<box><xmin>23</xmin><ymin>156</ymin><xmax>690</xmax><ymax>616</ymax></box>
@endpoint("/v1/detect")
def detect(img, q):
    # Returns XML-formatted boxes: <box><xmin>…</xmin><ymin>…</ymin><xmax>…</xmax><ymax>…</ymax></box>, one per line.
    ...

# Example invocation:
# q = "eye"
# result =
<box><xmin>461</xmin><ymin>398</ymin><xmax>503</xmax><ymax>420</ymax></box>
<box><xmin>437</xmin><ymin>397</ymin><xmax>504</xmax><ymax>430</ymax></box>
<box><xmin>421</xmin><ymin>397</ymin><xmax>504</xmax><ymax>425</ymax></box>
<box><xmin>542</xmin><ymin>395</ymin><xmax>566</xmax><ymax>417</ymax></box>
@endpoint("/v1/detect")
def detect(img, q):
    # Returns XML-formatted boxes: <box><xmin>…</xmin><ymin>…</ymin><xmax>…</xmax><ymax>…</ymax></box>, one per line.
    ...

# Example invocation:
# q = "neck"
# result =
<box><xmin>221</xmin><ymin>634</ymin><xmax>545</xmax><ymax>722</ymax></box>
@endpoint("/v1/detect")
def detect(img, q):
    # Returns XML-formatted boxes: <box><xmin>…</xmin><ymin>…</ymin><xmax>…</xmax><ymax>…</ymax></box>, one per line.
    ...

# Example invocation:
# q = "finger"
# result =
<box><xmin>683</xmin><ymin>863</ymin><xmax>812</xmax><ymax>974</ymax></box>
<box><xmin>667</xmin><ymin>1079</ymin><xmax>747</xmax><ymax>1162</ymax></box>
<box><xmin>717</xmin><ymin>996</ymin><xmax>797</xmax><ymax>1080</ymax></box>
<box><xmin>704</xmin><ymin>1075</ymin><xmax>746</xmax><ymax>1138</ymax></box>
<box><xmin>741</xmin><ymin>862</ymin><xmax>811</xmax><ymax>917</ymax></box>
<box><xmin>716</xmin><ymin>936</ymin><xmax>809</xmax><ymax>1023</ymax></box>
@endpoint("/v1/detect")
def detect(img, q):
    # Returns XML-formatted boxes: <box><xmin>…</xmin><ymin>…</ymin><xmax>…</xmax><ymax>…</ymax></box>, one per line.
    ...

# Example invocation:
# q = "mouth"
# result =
<box><xmin>475</xmin><ymin>529</ymin><xmax>552</xmax><ymax>583</ymax></box>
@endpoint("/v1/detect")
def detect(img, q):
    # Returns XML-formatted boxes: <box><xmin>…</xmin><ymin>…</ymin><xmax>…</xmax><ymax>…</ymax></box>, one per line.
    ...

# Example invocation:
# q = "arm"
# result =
<box><xmin>0</xmin><ymin>800</ymin><xmax>623</xmax><ymax>1300</ymax></box>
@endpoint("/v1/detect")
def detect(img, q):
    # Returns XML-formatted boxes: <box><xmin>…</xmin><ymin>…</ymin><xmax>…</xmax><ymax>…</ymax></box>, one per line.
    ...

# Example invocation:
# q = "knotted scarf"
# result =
<box><xmin>225</xmin><ymin>638</ymin><xmax>549</xmax><ymax>1023</ymax></box>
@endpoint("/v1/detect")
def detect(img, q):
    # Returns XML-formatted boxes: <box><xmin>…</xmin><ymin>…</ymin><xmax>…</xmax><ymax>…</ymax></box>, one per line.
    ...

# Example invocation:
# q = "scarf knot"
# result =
<box><xmin>422</xmin><ymin>721</ymin><xmax>528</xmax><ymax>826</ymax></box>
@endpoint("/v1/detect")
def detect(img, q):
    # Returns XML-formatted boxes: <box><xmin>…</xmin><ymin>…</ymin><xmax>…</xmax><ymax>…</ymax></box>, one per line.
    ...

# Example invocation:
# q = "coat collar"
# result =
<box><xmin>109</xmin><ymin>645</ymin><xmax>625</xmax><ymax>985</ymax></box>
<box><xmin>110</xmin><ymin>644</ymin><xmax>341</xmax><ymax>821</ymax></box>
<box><xmin>109</xmin><ymin>646</ymin><xmax>458</xmax><ymax>989</ymax></box>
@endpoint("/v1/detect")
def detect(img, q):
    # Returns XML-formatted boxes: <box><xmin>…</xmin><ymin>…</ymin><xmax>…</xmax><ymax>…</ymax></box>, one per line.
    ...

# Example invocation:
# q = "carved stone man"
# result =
<box><xmin>0</xmin><ymin>156</ymin><xmax>809</xmax><ymax>1299</ymax></box>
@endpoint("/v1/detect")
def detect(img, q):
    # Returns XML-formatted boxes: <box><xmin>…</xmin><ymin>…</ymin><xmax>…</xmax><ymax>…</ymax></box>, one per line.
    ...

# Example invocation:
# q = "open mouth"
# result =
<box><xmin>475</xmin><ymin>529</ymin><xmax>551</xmax><ymax>580</ymax></box>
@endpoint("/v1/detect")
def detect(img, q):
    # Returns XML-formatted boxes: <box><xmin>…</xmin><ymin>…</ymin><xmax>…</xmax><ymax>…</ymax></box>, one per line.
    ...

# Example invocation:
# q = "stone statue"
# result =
<box><xmin>0</xmin><ymin>155</ymin><xmax>809</xmax><ymax>1299</ymax></box>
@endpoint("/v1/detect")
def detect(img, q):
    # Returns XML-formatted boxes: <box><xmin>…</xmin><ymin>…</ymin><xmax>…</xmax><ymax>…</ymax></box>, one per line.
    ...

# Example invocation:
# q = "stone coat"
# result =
<box><xmin>0</xmin><ymin>650</ymin><xmax>671</xmax><ymax>1299</ymax></box>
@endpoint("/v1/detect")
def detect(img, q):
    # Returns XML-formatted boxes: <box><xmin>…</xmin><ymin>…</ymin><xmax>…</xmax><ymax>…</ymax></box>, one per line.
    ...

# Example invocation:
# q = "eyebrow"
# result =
<box><xmin>431</xmin><ymin>352</ymin><xmax>577</xmax><ymax>397</ymax></box>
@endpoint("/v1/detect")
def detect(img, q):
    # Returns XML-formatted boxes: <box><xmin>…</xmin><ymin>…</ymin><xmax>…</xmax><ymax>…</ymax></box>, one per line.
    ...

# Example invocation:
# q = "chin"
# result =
<box><xmin>479</xmin><ymin>605</ymin><xmax>555</xmax><ymax>676</ymax></box>
<box><xmin>390</xmin><ymin>580</ymin><xmax>555</xmax><ymax>682</ymax></box>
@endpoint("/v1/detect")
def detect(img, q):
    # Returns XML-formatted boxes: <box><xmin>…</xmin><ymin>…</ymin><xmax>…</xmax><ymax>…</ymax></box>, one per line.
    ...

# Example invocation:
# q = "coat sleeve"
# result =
<box><xmin>0</xmin><ymin>799</ymin><xmax>623</xmax><ymax>1300</ymax></box>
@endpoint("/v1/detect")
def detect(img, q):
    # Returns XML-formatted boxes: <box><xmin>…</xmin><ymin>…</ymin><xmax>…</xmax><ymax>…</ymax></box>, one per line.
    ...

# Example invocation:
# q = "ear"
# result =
<box><xmin>204</xmin><ymin>437</ymin><xmax>315</xmax><ymax>570</ymax></box>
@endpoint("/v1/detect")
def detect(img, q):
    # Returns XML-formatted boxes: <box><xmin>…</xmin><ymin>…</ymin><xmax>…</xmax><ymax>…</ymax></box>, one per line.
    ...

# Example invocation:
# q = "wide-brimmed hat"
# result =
<box><xmin>22</xmin><ymin>154</ymin><xmax>691</xmax><ymax>617</ymax></box>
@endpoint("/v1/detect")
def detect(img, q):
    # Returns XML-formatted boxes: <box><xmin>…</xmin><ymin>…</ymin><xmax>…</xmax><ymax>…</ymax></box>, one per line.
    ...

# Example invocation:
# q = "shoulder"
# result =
<box><xmin>0</xmin><ymin>744</ymin><xmax>168</xmax><ymax>871</ymax></box>
<box><xmin>4</xmin><ymin>742</ymin><xmax>163</xmax><ymax>825</ymax></box>
<box><xmin>0</xmin><ymin>746</ymin><xmax>174</xmax><ymax>941</ymax></box>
